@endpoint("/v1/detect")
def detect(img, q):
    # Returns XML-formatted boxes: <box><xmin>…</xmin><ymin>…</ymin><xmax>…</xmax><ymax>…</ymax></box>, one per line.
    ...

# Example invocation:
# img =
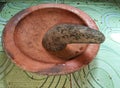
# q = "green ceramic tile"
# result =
<box><xmin>0</xmin><ymin>0</ymin><xmax>120</xmax><ymax>88</ymax></box>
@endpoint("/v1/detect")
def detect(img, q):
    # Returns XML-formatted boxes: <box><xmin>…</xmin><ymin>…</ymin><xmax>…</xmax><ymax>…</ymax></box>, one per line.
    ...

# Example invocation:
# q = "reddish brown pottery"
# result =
<box><xmin>3</xmin><ymin>4</ymin><xmax>99</xmax><ymax>75</ymax></box>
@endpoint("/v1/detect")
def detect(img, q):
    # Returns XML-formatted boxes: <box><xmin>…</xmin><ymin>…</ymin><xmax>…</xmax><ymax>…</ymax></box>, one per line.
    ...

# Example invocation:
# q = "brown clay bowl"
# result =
<box><xmin>3</xmin><ymin>4</ymin><xmax>99</xmax><ymax>75</ymax></box>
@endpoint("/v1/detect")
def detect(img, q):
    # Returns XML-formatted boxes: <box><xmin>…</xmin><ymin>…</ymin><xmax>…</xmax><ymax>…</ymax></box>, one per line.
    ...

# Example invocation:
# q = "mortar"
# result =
<box><xmin>2</xmin><ymin>4</ymin><xmax>105</xmax><ymax>75</ymax></box>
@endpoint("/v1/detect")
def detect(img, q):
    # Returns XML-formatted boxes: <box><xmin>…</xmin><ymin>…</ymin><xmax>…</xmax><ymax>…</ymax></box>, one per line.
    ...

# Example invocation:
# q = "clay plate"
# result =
<box><xmin>3</xmin><ymin>4</ymin><xmax>99</xmax><ymax>75</ymax></box>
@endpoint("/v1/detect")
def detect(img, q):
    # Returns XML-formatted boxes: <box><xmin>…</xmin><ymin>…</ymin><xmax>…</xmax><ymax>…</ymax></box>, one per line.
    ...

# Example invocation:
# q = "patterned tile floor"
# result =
<box><xmin>0</xmin><ymin>0</ymin><xmax>120</xmax><ymax>88</ymax></box>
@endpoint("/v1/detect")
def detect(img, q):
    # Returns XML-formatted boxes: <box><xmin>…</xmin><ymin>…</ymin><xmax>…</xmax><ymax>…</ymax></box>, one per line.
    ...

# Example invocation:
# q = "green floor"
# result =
<box><xmin>0</xmin><ymin>0</ymin><xmax>120</xmax><ymax>88</ymax></box>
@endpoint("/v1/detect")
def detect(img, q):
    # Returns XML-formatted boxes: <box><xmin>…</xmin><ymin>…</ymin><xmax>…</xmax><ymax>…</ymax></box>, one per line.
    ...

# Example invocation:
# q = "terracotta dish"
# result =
<box><xmin>2</xmin><ymin>4</ymin><xmax>103</xmax><ymax>75</ymax></box>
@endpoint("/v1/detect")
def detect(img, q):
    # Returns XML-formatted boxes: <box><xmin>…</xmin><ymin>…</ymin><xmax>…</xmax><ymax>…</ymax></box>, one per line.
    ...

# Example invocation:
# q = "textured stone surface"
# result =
<box><xmin>42</xmin><ymin>23</ymin><xmax>105</xmax><ymax>51</ymax></box>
